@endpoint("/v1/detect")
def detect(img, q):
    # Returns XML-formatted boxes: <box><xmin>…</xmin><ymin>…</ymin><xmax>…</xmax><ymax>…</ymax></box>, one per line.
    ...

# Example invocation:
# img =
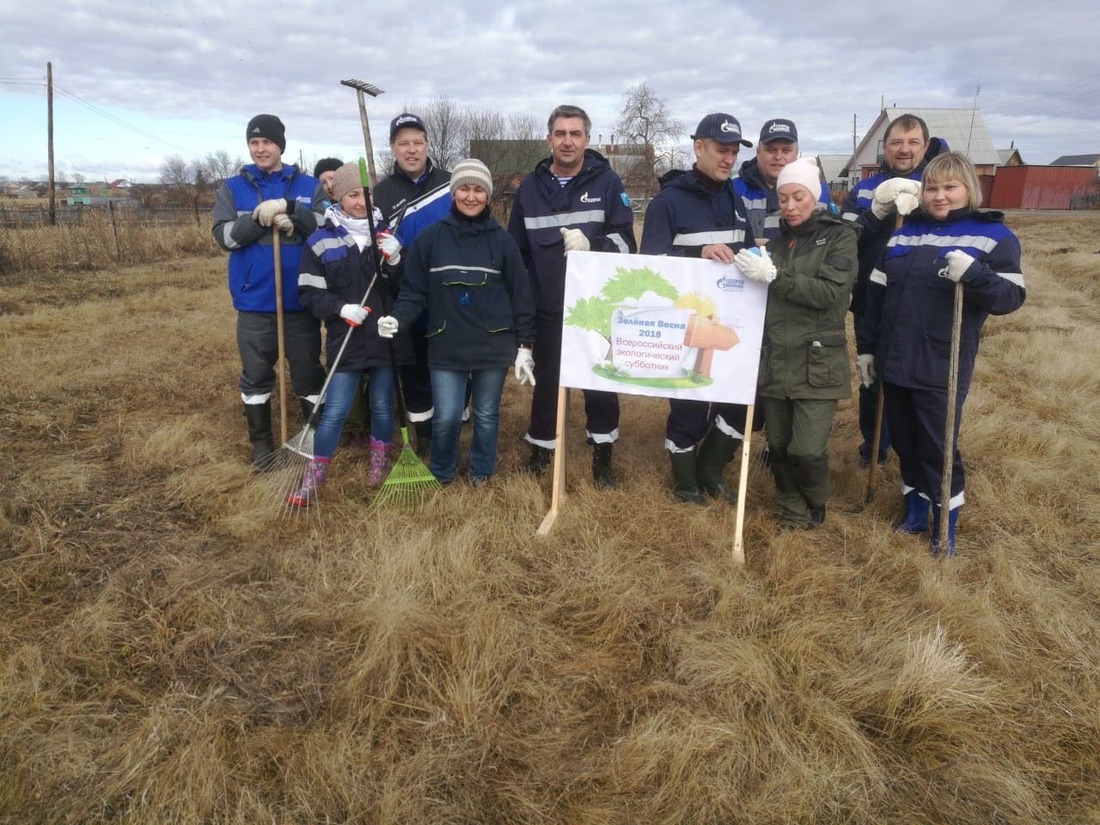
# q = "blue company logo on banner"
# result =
<box><xmin>715</xmin><ymin>275</ymin><xmax>746</xmax><ymax>292</ymax></box>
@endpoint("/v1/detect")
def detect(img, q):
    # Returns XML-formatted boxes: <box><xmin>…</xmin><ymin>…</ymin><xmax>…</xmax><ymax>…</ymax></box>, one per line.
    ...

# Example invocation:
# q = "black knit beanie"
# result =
<box><xmin>246</xmin><ymin>114</ymin><xmax>286</xmax><ymax>153</ymax></box>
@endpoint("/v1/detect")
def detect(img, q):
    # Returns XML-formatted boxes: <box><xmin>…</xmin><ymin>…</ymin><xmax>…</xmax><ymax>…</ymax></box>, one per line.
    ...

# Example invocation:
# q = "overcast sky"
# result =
<box><xmin>3</xmin><ymin>0</ymin><xmax>1098</xmax><ymax>183</ymax></box>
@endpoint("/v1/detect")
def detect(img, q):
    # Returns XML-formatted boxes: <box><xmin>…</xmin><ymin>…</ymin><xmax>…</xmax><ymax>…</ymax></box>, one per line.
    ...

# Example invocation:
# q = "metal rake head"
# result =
<box><xmin>340</xmin><ymin>79</ymin><xmax>384</xmax><ymax>96</ymax></box>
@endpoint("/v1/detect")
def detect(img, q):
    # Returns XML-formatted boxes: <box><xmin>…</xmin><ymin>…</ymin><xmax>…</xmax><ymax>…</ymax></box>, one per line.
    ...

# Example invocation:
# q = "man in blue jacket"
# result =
<box><xmin>373</xmin><ymin>113</ymin><xmax>453</xmax><ymax>458</ymax></box>
<box><xmin>640</xmin><ymin>113</ymin><xmax>752</xmax><ymax>504</ymax></box>
<box><xmin>733</xmin><ymin>118</ymin><xmax>831</xmax><ymax>243</ymax></box>
<box><xmin>508</xmin><ymin>104</ymin><xmax>637</xmax><ymax>488</ymax></box>
<box><xmin>212</xmin><ymin>114</ymin><xmax>324</xmax><ymax>469</ymax></box>
<box><xmin>842</xmin><ymin>113</ymin><xmax>947</xmax><ymax>466</ymax></box>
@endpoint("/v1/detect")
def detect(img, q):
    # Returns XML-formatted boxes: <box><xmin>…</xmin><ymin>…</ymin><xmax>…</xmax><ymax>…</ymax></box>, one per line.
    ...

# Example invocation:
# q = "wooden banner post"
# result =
<box><xmin>537</xmin><ymin>387</ymin><xmax>569</xmax><ymax>536</ymax></box>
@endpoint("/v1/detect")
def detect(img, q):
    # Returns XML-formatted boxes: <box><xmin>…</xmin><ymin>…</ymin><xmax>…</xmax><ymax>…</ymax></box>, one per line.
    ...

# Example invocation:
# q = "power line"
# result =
<box><xmin>51</xmin><ymin>83</ymin><xmax>191</xmax><ymax>153</ymax></box>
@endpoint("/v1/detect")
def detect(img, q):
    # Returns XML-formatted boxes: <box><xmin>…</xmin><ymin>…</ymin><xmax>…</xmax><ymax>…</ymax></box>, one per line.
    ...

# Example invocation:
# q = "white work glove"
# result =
<box><xmin>339</xmin><ymin>304</ymin><xmax>369</xmax><ymax>327</ymax></box>
<box><xmin>514</xmin><ymin>347</ymin><xmax>536</xmax><ymax>386</ymax></box>
<box><xmin>377</xmin><ymin>315</ymin><xmax>399</xmax><ymax>338</ymax></box>
<box><xmin>855</xmin><ymin>354</ymin><xmax>876</xmax><ymax>389</ymax></box>
<box><xmin>560</xmin><ymin>227</ymin><xmax>590</xmax><ymax>253</ymax></box>
<box><xmin>273</xmin><ymin>213</ymin><xmax>294</xmax><ymax>236</ymax></box>
<box><xmin>252</xmin><ymin>197</ymin><xmax>288</xmax><ymax>226</ymax></box>
<box><xmin>940</xmin><ymin>250</ymin><xmax>975</xmax><ymax>283</ymax></box>
<box><xmin>377</xmin><ymin>231</ymin><xmax>402</xmax><ymax>265</ymax></box>
<box><xmin>871</xmin><ymin>178</ymin><xmax>921</xmax><ymax>219</ymax></box>
<box><xmin>733</xmin><ymin>247</ymin><xmax>777</xmax><ymax>284</ymax></box>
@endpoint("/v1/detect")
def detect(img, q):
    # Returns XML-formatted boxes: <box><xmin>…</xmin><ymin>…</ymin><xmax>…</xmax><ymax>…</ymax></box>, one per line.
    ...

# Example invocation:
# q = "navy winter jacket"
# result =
<box><xmin>508</xmin><ymin>149</ymin><xmax>636</xmax><ymax>314</ymax></box>
<box><xmin>372</xmin><ymin>158</ymin><xmax>452</xmax><ymax>244</ymax></box>
<box><xmin>842</xmin><ymin>137</ymin><xmax>948</xmax><ymax>316</ymax></box>
<box><xmin>212</xmin><ymin>163</ymin><xmax>319</xmax><ymax>313</ymax></box>
<box><xmin>394</xmin><ymin>208</ymin><xmax>536</xmax><ymax>371</ymax></box>
<box><xmin>297</xmin><ymin>220</ymin><xmax>413</xmax><ymax>371</ymax></box>
<box><xmin>640</xmin><ymin>168</ymin><xmax>749</xmax><ymax>256</ymax></box>
<box><xmin>856</xmin><ymin>208</ymin><xmax>1026</xmax><ymax>399</ymax></box>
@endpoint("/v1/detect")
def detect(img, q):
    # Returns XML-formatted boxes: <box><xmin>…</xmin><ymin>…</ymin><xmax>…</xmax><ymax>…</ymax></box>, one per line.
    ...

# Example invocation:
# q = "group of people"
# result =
<box><xmin>212</xmin><ymin>107</ymin><xmax>1026</xmax><ymax>556</ymax></box>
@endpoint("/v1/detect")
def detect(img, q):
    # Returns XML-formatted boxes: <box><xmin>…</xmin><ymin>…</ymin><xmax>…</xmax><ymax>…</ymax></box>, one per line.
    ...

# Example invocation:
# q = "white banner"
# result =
<box><xmin>560</xmin><ymin>251</ymin><xmax>767</xmax><ymax>404</ymax></box>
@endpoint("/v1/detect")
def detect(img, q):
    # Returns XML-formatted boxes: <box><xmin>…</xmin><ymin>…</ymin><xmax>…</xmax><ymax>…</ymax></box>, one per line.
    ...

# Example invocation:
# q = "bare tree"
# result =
<box><xmin>159</xmin><ymin>155</ymin><xmax>200</xmax><ymax>207</ymax></box>
<box><xmin>199</xmin><ymin>150</ymin><xmax>239</xmax><ymax>183</ymax></box>
<box><xmin>160</xmin><ymin>155</ymin><xmax>191</xmax><ymax>188</ymax></box>
<box><xmin>466</xmin><ymin>109</ymin><xmax>544</xmax><ymax>208</ymax></box>
<box><xmin>418</xmin><ymin>94</ymin><xmax>466</xmax><ymax>173</ymax></box>
<box><xmin>615</xmin><ymin>82</ymin><xmax>683</xmax><ymax>197</ymax></box>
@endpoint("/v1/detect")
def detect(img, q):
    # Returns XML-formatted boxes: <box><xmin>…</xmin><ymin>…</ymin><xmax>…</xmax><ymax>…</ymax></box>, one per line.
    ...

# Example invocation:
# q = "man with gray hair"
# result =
<box><xmin>508</xmin><ymin>104</ymin><xmax>637</xmax><ymax>488</ymax></box>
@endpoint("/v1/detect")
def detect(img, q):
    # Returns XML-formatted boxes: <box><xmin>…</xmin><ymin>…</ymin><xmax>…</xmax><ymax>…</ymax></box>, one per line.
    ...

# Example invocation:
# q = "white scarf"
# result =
<box><xmin>327</xmin><ymin>206</ymin><xmax>383</xmax><ymax>251</ymax></box>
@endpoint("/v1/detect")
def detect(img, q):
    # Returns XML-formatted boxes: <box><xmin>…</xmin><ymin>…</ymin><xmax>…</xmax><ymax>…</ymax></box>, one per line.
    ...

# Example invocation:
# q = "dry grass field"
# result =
<box><xmin>2</xmin><ymin>212</ymin><xmax>1099</xmax><ymax>823</ymax></box>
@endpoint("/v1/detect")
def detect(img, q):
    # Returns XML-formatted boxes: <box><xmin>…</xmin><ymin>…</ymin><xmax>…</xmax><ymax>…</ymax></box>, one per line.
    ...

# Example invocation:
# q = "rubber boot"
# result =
<box><xmin>286</xmin><ymin>458</ymin><xmax>329</xmax><ymax>508</ymax></box>
<box><xmin>930</xmin><ymin>506</ymin><xmax>960</xmax><ymax>557</ymax></box>
<box><xmin>528</xmin><ymin>444</ymin><xmax>552</xmax><ymax>476</ymax></box>
<box><xmin>669</xmin><ymin>450</ymin><xmax>705</xmax><ymax>505</ymax></box>
<box><xmin>243</xmin><ymin>402</ymin><xmax>275</xmax><ymax>471</ymax></box>
<box><xmin>696</xmin><ymin>428</ymin><xmax>739</xmax><ymax>503</ymax></box>
<box><xmin>299</xmin><ymin>397</ymin><xmax>323</xmax><ymax>426</ymax></box>
<box><xmin>894</xmin><ymin>490</ymin><xmax>931</xmax><ymax>534</ymax></box>
<box><xmin>413</xmin><ymin>420</ymin><xmax>432</xmax><ymax>459</ymax></box>
<box><xmin>367</xmin><ymin>437</ymin><xmax>389</xmax><ymax>487</ymax></box>
<box><xmin>769</xmin><ymin>447</ymin><xmax>811</xmax><ymax>528</ymax></box>
<box><xmin>591</xmin><ymin>443</ymin><xmax>615</xmax><ymax>489</ymax></box>
<box><xmin>791</xmin><ymin>452</ymin><xmax>830</xmax><ymax>528</ymax></box>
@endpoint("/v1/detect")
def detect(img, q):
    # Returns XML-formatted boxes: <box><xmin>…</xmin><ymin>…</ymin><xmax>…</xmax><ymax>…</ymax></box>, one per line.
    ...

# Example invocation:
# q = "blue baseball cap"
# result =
<box><xmin>759</xmin><ymin>118</ymin><xmax>798</xmax><ymax>144</ymax></box>
<box><xmin>389</xmin><ymin>112</ymin><xmax>427</xmax><ymax>142</ymax></box>
<box><xmin>691</xmin><ymin>113</ymin><xmax>752</xmax><ymax>147</ymax></box>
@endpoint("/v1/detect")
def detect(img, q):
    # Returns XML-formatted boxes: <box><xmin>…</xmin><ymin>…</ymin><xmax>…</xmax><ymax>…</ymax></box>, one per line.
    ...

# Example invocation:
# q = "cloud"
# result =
<box><xmin>1</xmin><ymin>0</ymin><xmax>1098</xmax><ymax>181</ymax></box>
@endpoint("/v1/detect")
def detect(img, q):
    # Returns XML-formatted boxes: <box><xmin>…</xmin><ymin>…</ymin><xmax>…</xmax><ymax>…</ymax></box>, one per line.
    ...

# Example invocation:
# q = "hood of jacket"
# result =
<box><xmin>737</xmin><ymin>157</ymin><xmax>769</xmax><ymax>192</ymax></box>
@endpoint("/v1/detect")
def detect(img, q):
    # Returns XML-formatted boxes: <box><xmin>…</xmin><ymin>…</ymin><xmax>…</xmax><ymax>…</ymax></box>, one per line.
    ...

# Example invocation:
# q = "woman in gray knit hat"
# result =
<box><xmin>377</xmin><ymin>159</ymin><xmax>537</xmax><ymax>486</ymax></box>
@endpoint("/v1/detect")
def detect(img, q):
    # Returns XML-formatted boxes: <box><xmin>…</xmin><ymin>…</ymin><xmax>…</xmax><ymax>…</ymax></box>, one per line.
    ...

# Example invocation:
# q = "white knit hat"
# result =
<box><xmin>776</xmin><ymin>156</ymin><xmax>821</xmax><ymax>196</ymax></box>
<box><xmin>450</xmin><ymin>158</ymin><xmax>494</xmax><ymax>198</ymax></box>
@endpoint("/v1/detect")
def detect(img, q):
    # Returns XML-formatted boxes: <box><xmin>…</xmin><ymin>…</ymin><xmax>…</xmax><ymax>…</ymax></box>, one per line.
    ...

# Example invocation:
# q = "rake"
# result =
<box><xmin>354</xmin><ymin>157</ymin><xmax>441</xmax><ymax>506</ymax></box>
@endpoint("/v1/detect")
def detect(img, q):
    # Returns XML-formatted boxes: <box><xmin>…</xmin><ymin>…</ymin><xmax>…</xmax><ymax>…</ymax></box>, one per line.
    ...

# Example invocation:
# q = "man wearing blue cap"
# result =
<box><xmin>372</xmin><ymin>112</ymin><xmax>453</xmax><ymax>457</ymax></box>
<box><xmin>734</xmin><ymin>118</ymin><xmax>832</xmax><ymax>244</ymax></box>
<box><xmin>640</xmin><ymin>113</ymin><xmax>753</xmax><ymax>504</ymax></box>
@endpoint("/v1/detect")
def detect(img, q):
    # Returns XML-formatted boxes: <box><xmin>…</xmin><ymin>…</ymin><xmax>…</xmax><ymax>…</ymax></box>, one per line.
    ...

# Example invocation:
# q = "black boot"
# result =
<box><xmin>527</xmin><ymin>443</ymin><xmax>552</xmax><ymax>476</ymax></box>
<box><xmin>243</xmin><ymin>402</ymin><xmax>275</xmax><ymax>471</ymax></box>
<box><xmin>696</xmin><ymin>427</ymin><xmax>739</xmax><ymax>503</ymax></box>
<box><xmin>413</xmin><ymin>420</ymin><xmax>432</xmax><ymax>459</ymax></box>
<box><xmin>670</xmin><ymin>450</ymin><xmax>705</xmax><ymax>505</ymax></box>
<box><xmin>298</xmin><ymin>397</ymin><xmax>324</xmax><ymax>427</ymax></box>
<box><xmin>591</xmin><ymin>443</ymin><xmax>615</xmax><ymax>489</ymax></box>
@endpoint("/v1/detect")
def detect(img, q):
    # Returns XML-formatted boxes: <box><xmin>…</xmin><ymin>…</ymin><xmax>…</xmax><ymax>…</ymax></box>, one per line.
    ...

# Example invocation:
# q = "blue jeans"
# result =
<box><xmin>313</xmin><ymin>367</ymin><xmax>395</xmax><ymax>459</ymax></box>
<box><xmin>430</xmin><ymin>368</ymin><xmax>507</xmax><ymax>483</ymax></box>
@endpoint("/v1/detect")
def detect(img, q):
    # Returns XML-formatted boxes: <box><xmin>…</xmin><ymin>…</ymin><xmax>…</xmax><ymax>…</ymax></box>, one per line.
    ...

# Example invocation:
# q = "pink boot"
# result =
<box><xmin>286</xmin><ymin>458</ymin><xmax>330</xmax><ymax>507</ymax></box>
<box><xmin>367</xmin><ymin>437</ymin><xmax>389</xmax><ymax>487</ymax></box>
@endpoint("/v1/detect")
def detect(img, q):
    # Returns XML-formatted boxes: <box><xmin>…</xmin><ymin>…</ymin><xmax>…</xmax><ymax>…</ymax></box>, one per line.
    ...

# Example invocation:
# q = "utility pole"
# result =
<box><xmin>852</xmin><ymin>113</ymin><xmax>857</xmax><ymax>153</ymax></box>
<box><xmin>47</xmin><ymin>61</ymin><xmax>56</xmax><ymax>226</ymax></box>
<box><xmin>966</xmin><ymin>81</ymin><xmax>982</xmax><ymax>156</ymax></box>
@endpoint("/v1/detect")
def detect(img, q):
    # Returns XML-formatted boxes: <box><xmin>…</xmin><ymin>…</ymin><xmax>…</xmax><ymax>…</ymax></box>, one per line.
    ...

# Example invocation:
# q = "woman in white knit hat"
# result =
<box><xmin>733</xmin><ymin>157</ymin><xmax>858</xmax><ymax>529</ymax></box>
<box><xmin>377</xmin><ymin>159</ymin><xmax>537</xmax><ymax>486</ymax></box>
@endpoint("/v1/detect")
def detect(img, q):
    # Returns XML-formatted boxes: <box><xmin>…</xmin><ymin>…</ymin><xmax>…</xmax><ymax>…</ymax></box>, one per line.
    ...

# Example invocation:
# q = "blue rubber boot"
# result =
<box><xmin>894</xmin><ymin>491</ymin><xmax>931</xmax><ymax>534</ymax></box>
<box><xmin>930</xmin><ymin>506</ymin><xmax>960</xmax><ymax>557</ymax></box>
